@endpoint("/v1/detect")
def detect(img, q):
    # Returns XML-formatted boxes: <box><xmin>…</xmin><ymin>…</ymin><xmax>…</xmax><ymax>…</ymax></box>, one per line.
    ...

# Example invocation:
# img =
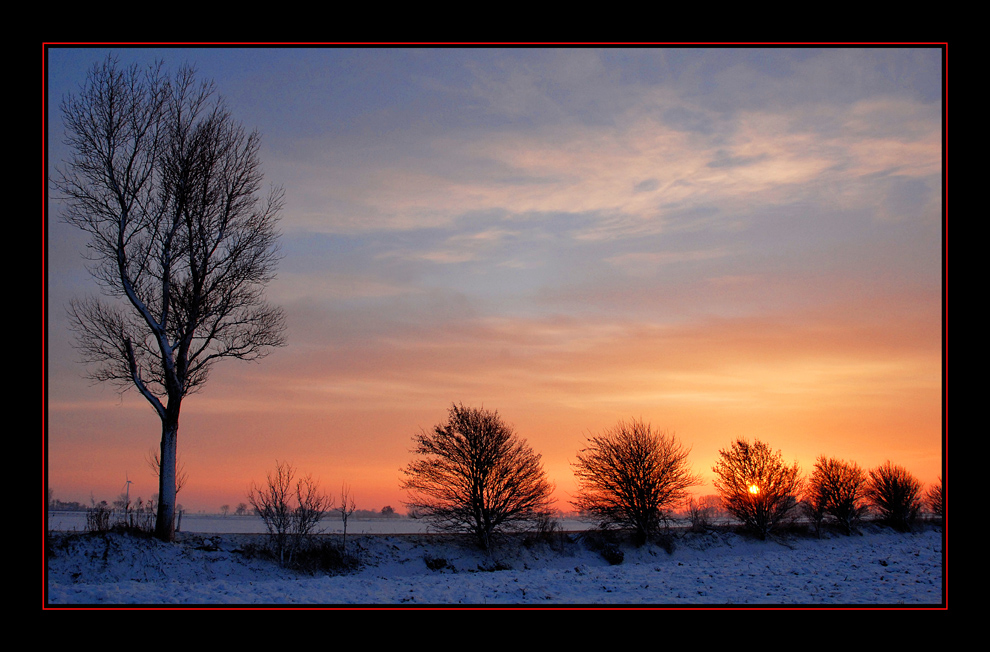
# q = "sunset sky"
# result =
<box><xmin>45</xmin><ymin>46</ymin><xmax>944</xmax><ymax>515</ymax></box>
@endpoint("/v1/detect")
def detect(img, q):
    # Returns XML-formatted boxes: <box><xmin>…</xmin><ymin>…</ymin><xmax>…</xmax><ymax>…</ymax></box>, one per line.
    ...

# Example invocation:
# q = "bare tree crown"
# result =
<box><xmin>571</xmin><ymin>419</ymin><xmax>700</xmax><ymax>544</ymax></box>
<box><xmin>712</xmin><ymin>438</ymin><xmax>802</xmax><ymax>539</ymax></box>
<box><xmin>56</xmin><ymin>57</ymin><xmax>286</xmax><ymax>411</ymax></box>
<box><xmin>401</xmin><ymin>403</ymin><xmax>555</xmax><ymax>550</ymax></box>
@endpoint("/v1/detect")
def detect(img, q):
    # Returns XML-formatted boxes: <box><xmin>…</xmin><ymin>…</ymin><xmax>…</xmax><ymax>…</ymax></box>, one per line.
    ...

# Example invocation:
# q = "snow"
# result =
<box><xmin>45</xmin><ymin>521</ymin><xmax>944</xmax><ymax>607</ymax></box>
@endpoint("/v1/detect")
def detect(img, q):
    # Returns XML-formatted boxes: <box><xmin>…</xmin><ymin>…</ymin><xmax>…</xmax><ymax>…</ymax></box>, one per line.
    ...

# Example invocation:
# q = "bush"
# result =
<box><xmin>86</xmin><ymin>503</ymin><xmax>112</xmax><ymax>533</ymax></box>
<box><xmin>712</xmin><ymin>438</ymin><xmax>802</xmax><ymax>539</ymax></box>
<box><xmin>424</xmin><ymin>554</ymin><xmax>449</xmax><ymax>571</ymax></box>
<box><xmin>291</xmin><ymin>539</ymin><xmax>359</xmax><ymax>575</ymax></box>
<box><xmin>571</xmin><ymin>420</ymin><xmax>700</xmax><ymax>546</ymax></box>
<box><xmin>600</xmin><ymin>543</ymin><xmax>625</xmax><ymax>565</ymax></box>
<box><xmin>578</xmin><ymin>528</ymin><xmax>628</xmax><ymax>564</ymax></box>
<box><xmin>686</xmin><ymin>495</ymin><xmax>723</xmax><ymax>532</ymax></box>
<box><xmin>865</xmin><ymin>461</ymin><xmax>922</xmax><ymax>531</ymax></box>
<box><xmin>524</xmin><ymin>510</ymin><xmax>568</xmax><ymax>551</ymax></box>
<box><xmin>248</xmin><ymin>461</ymin><xmax>334</xmax><ymax>566</ymax></box>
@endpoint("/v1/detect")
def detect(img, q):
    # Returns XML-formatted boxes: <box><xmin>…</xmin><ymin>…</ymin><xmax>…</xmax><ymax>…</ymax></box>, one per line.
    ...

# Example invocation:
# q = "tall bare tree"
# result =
<box><xmin>401</xmin><ymin>403</ymin><xmax>555</xmax><ymax>550</ymax></box>
<box><xmin>571</xmin><ymin>419</ymin><xmax>700</xmax><ymax>545</ymax></box>
<box><xmin>55</xmin><ymin>57</ymin><xmax>286</xmax><ymax>541</ymax></box>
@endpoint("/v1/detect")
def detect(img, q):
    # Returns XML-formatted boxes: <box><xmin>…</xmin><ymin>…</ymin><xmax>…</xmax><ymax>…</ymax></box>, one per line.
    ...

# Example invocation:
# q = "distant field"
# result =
<box><xmin>46</xmin><ymin>511</ymin><xmax>598</xmax><ymax>535</ymax></box>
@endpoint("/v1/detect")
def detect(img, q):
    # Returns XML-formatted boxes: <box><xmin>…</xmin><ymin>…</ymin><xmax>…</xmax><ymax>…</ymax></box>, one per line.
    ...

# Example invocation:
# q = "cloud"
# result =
<box><xmin>604</xmin><ymin>247</ymin><xmax>736</xmax><ymax>277</ymax></box>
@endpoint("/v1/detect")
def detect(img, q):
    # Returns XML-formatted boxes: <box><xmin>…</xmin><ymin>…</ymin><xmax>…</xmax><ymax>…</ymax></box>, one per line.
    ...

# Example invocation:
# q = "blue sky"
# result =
<box><xmin>46</xmin><ymin>46</ymin><xmax>944</xmax><ymax>513</ymax></box>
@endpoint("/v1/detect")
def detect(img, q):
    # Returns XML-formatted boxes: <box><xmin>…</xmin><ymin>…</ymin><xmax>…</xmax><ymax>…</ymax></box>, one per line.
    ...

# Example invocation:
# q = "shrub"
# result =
<box><xmin>686</xmin><ymin>495</ymin><xmax>723</xmax><ymax>532</ymax></box>
<box><xmin>601</xmin><ymin>543</ymin><xmax>625</xmax><ymax>565</ymax></box>
<box><xmin>424</xmin><ymin>555</ymin><xmax>449</xmax><ymax>571</ymax></box>
<box><xmin>291</xmin><ymin>539</ymin><xmax>359</xmax><ymax>575</ymax></box>
<box><xmin>86</xmin><ymin>502</ymin><xmax>112</xmax><ymax>533</ymax></box>
<box><xmin>248</xmin><ymin>460</ymin><xmax>334</xmax><ymax>566</ymax></box>
<box><xmin>571</xmin><ymin>420</ymin><xmax>700</xmax><ymax>546</ymax></box>
<box><xmin>712</xmin><ymin>438</ymin><xmax>802</xmax><ymax>539</ymax></box>
<box><xmin>866</xmin><ymin>461</ymin><xmax>922</xmax><ymax>531</ymax></box>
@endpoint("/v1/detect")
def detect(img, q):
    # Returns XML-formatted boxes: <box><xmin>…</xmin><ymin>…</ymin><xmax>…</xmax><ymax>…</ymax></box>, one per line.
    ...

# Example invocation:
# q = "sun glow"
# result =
<box><xmin>748</xmin><ymin>484</ymin><xmax>760</xmax><ymax>495</ymax></box>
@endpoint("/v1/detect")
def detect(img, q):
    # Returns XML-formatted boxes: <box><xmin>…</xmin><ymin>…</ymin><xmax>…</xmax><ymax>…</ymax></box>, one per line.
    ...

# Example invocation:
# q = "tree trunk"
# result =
<box><xmin>154</xmin><ymin>420</ymin><xmax>178</xmax><ymax>541</ymax></box>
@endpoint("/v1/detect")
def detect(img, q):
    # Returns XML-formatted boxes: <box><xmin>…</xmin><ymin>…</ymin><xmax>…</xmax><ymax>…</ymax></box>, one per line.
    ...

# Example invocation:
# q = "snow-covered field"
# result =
<box><xmin>45</xmin><ymin>521</ymin><xmax>944</xmax><ymax>607</ymax></box>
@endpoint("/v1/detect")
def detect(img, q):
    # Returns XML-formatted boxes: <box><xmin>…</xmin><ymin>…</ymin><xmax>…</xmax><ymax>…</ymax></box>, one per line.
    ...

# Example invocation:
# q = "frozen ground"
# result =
<box><xmin>45</xmin><ymin>522</ymin><xmax>944</xmax><ymax>607</ymax></box>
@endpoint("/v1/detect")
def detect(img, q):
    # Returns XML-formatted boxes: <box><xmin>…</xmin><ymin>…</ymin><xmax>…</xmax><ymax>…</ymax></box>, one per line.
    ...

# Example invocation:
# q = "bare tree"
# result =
<box><xmin>865</xmin><ymin>461</ymin><xmax>922</xmax><ymax>531</ymax></box>
<box><xmin>55</xmin><ymin>57</ymin><xmax>286</xmax><ymax>541</ymax></box>
<box><xmin>337</xmin><ymin>483</ymin><xmax>357</xmax><ymax>553</ymax></box>
<box><xmin>248</xmin><ymin>461</ymin><xmax>294</xmax><ymax>563</ymax></box>
<box><xmin>248</xmin><ymin>461</ymin><xmax>333</xmax><ymax>565</ymax></box>
<box><xmin>401</xmin><ymin>403</ymin><xmax>555</xmax><ymax>550</ymax></box>
<box><xmin>804</xmin><ymin>456</ymin><xmax>868</xmax><ymax>536</ymax></box>
<box><xmin>925</xmin><ymin>476</ymin><xmax>943</xmax><ymax>520</ymax></box>
<box><xmin>712</xmin><ymin>438</ymin><xmax>802</xmax><ymax>539</ymax></box>
<box><xmin>571</xmin><ymin>420</ymin><xmax>701</xmax><ymax>545</ymax></box>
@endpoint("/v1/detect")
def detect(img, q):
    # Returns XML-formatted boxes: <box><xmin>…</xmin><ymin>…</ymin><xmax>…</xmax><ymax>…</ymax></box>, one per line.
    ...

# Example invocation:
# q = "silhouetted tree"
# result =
<box><xmin>337</xmin><ymin>483</ymin><xmax>357</xmax><ymax>553</ymax></box>
<box><xmin>401</xmin><ymin>403</ymin><xmax>555</xmax><ymax>550</ymax></box>
<box><xmin>925</xmin><ymin>477</ymin><xmax>943</xmax><ymax>520</ymax></box>
<box><xmin>804</xmin><ymin>456</ymin><xmax>868</xmax><ymax>536</ymax></box>
<box><xmin>56</xmin><ymin>57</ymin><xmax>286</xmax><ymax>541</ymax></box>
<box><xmin>712</xmin><ymin>438</ymin><xmax>802</xmax><ymax>539</ymax></box>
<box><xmin>571</xmin><ymin>420</ymin><xmax>701</xmax><ymax>545</ymax></box>
<box><xmin>865</xmin><ymin>461</ymin><xmax>922</xmax><ymax>531</ymax></box>
<box><xmin>248</xmin><ymin>461</ymin><xmax>333</xmax><ymax>565</ymax></box>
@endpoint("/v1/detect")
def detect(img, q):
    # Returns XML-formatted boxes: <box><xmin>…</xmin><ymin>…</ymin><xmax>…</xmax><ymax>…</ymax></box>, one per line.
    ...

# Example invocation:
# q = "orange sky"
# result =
<box><xmin>46</xmin><ymin>46</ymin><xmax>944</xmax><ymax>515</ymax></box>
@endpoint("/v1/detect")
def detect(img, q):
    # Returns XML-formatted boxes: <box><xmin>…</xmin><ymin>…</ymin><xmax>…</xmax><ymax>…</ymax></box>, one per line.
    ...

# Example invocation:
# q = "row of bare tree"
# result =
<box><xmin>712</xmin><ymin>440</ymin><xmax>941</xmax><ymax>539</ymax></box>
<box><xmin>397</xmin><ymin>403</ymin><xmax>942</xmax><ymax>549</ymax></box>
